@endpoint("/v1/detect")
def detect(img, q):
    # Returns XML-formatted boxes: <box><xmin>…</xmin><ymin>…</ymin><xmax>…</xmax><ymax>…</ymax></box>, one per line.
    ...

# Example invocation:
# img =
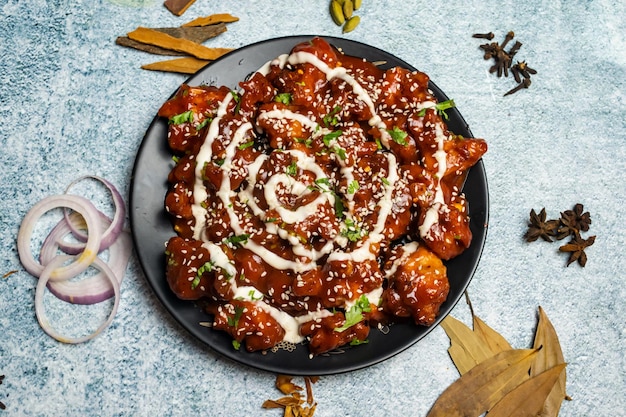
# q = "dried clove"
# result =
<box><xmin>472</xmin><ymin>32</ymin><xmax>495</xmax><ymax>40</ymax></box>
<box><xmin>500</xmin><ymin>31</ymin><xmax>515</xmax><ymax>49</ymax></box>
<box><xmin>508</xmin><ymin>41</ymin><xmax>523</xmax><ymax>59</ymax></box>
<box><xmin>513</xmin><ymin>61</ymin><xmax>537</xmax><ymax>79</ymax></box>
<box><xmin>504</xmin><ymin>78</ymin><xmax>531</xmax><ymax>96</ymax></box>
<box><xmin>473</xmin><ymin>31</ymin><xmax>536</xmax><ymax>96</ymax></box>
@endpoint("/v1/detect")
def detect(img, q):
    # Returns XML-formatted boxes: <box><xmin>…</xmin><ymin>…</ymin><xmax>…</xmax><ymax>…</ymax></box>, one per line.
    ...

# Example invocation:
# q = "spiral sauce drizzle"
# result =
<box><xmin>161</xmin><ymin>37</ymin><xmax>487</xmax><ymax>354</ymax></box>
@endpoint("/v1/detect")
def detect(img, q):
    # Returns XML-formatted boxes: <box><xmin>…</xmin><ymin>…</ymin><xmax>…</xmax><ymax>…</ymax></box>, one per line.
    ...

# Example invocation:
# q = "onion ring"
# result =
<box><xmin>17</xmin><ymin>195</ymin><xmax>102</xmax><ymax>282</ymax></box>
<box><xmin>62</xmin><ymin>175</ymin><xmax>126</xmax><ymax>253</ymax></box>
<box><xmin>35</xmin><ymin>255</ymin><xmax>120</xmax><ymax>344</ymax></box>
<box><xmin>40</xmin><ymin>211</ymin><xmax>132</xmax><ymax>304</ymax></box>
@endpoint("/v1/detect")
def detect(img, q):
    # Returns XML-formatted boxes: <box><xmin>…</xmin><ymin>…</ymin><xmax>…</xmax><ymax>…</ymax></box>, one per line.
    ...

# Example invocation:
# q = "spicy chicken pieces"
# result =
<box><xmin>159</xmin><ymin>37</ymin><xmax>486</xmax><ymax>355</ymax></box>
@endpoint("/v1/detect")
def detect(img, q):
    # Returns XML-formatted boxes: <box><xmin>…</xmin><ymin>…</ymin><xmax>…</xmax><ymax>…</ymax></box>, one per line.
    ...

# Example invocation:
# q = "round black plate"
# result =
<box><xmin>130</xmin><ymin>35</ymin><xmax>489</xmax><ymax>375</ymax></box>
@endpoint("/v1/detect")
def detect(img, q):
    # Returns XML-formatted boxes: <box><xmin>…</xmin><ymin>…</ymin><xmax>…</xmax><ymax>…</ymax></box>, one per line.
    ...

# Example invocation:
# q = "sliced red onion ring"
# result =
<box><xmin>35</xmin><ymin>254</ymin><xmax>120</xmax><ymax>344</ymax></box>
<box><xmin>62</xmin><ymin>175</ymin><xmax>126</xmax><ymax>252</ymax></box>
<box><xmin>17</xmin><ymin>195</ymin><xmax>102</xmax><ymax>282</ymax></box>
<box><xmin>40</xmin><ymin>211</ymin><xmax>132</xmax><ymax>304</ymax></box>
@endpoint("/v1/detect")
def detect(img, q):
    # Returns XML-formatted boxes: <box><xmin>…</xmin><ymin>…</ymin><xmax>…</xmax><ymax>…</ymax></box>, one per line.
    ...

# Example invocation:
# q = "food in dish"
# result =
<box><xmin>158</xmin><ymin>37</ymin><xmax>487</xmax><ymax>355</ymax></box>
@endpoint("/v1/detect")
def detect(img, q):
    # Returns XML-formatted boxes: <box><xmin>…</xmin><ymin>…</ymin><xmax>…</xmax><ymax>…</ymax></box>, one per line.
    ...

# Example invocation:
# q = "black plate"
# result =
<box><xmin>130</xmin><ymin>35</ymin><xmax>489</xmax><ymax>375</ymax></box>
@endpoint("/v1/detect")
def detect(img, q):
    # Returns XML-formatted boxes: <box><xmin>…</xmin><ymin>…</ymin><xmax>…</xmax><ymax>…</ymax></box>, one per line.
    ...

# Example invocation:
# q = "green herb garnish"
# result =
<box><xmin>334</xmin><ymin>295</ymin><xmax>371</xmax><ymax>332</ymax></box>
<box><xmin>196</xmin><ymin>117</ymin><xmax>212</xmax><ymax>130</ymax></box>
<box><xmin>225</xmin><ymin>234</ymin><xmax>250</xmax><ymax>247</ymax></box>
<box><xmin>347</xmin><ymin>180</ymin><xmax>359</xmax><ymax>194</ymax></box>
<box><xmin>228</xmin><ymin>306</ymin><xmax>245</xmax><ymax>327</ymax></box>
<box><xmin>191</xmin><ymin>261</ymin><xmax>215</xmax><ymax>290</ymax></box>
<box><xmin>323</xmin><ymin>105</ymin><xmax>342</xmax><ymax>127</ymax></box>
<box><xmin>286</xmin><ymin>161</ymin><xmax>298</xmax><ymax>176</ymax></box>
<box><xmin>237</xmin><ymin>140</ymin><xmax>255</xmax><ymax>150</ymax></box>
<box><xmin>387</xmin><ymin>126</ymin><xmax>409</xmax><ymax>146</ymax></box>
<box><xmin>322</xmin><ymin>130</ymin><xmax>342</xmax><ymax>146</ymax></box>
<box><xmin>169</xmin><ymin>110</ymin><xmax>194</xmax><ymax>125</ymax></box>
<box><xmin>296</xmin><ymin>137</ymin><xmax>313</xmax><ymax>148</ymax></box>
<box><xmin>274</xmin><ymin>92</ymin><xmax>292</xmax><ymax>105</ymax></box>
<box><xmin>230</xmin><ymin>91</ymin><xmax>241</xmax><ymax>114</ymax></box>
<box><xmin>418</xmin><ymin>99</ymin><xmax>456</xmax><ymax>120</ymax></box>
<box><xmin>340</xmin><ymin>218</ymin><xmax>367</xmax><ymax>242</ymax></box>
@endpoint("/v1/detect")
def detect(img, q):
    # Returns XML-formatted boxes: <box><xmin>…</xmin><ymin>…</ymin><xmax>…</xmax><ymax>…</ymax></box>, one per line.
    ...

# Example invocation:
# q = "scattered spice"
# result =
<box><xmin>163</xmin><ymin>0</ymin><xmax>196</xmax><ymax>16</ymax></box>
<box><xmin>141</xmin><ymin>56</ymin><xmax>210</xmax><ymax>74</ymax></box>
<box><xmin>432</xmin><ymin>300</ymin><xmax>568</xmax><ymax>417</ymax></box>
<box><xmin>524</xmin><ymin>203</ymin><xmax>595</xmax><ymax>267</ymax></box>
<box><xmin>117</xmin><ymin>15</ymin><xmax>238</xmax><ymax>74</ymax></box>
<box><xmin>511</xmin><ymin>60</ymin><xmax>537</xmax><ymax>84</ymax></box>
<box><xmin>127</xmin><ymin>27</ymin><xmax>233</xmax><ymax>60</ymax></box>
<box><xmin>182</xmin><ymin>13</ymin><xmax>239</xmax><ymax>27</ymax></box>
<box><xmin>2</xmin><ymin>270</ymin><xmax>17</xmax><ymax>279</ymax></box>
<box><xmin>329</xmin><ymin>0</ymin><xmax>363</xmax><ymax>33</ymax></box>
<box><xmin>473</xmin><ymin>30</ymin><xmax>537</xmax><ymax>96</ymax></box>
<box><xmin>116</xmin><ymin>24</ymin><xmax>227</xmax><ymax>55</ymax></box>
<box><xmin>559</xmin><ymin>234</ymin><xmax>596</xmax><ymax>267</ymax></box>
<box><xmin>558</xmin><ymin>203</ymin><xmax>591</xmax><ymax>236</ymax></box>
<box><xmin>524</xmin><ymin>208</ymin><xmax>560</xmax><ymax>242</ymax></box>
<box><xmin>472</xmin><ymin>32</ymin><xmax>494</xmax><ymax>40</ymax></box>
<box><xmin>503</xmin><ymin>77</ymin><xmax>531</xmax><ymax>97</ymax></box>
<box><xmin>263</xmin><ymin>375</ymin><xmax>318</xmax><ymax>416</ymax></box>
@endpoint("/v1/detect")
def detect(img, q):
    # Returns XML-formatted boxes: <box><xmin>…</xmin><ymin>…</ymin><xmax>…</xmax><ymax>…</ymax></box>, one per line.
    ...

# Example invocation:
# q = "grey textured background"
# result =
<box><xmin>1</xmin><ymin>0</ymin><xmax>625</xmax><ymax>415</ymax></box>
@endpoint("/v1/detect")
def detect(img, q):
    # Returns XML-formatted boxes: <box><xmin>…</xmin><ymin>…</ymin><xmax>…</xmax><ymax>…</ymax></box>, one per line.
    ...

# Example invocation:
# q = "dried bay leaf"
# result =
<box><xmin>532</xmin><ymin>306</ymin><xmax>568</xmax><ymax>416</ymax></box>
<box><xmin>487</xmin><ymin>363</ymin><xmax>567</xmax><ymax>417</ymax></box>
<box><xmin>472</xmin><ymin>315</ymin><xmax>512</xmax><ymax>354</ymax></box>
<box><xmin>426</xmin><ymin>349</ymin><xmax>538</xmax><ymax>417</ymax></box>
<box><xmin>440</xmin><ymin>315</ymin><xmax>496</xmax><ymax>374</ymax></box>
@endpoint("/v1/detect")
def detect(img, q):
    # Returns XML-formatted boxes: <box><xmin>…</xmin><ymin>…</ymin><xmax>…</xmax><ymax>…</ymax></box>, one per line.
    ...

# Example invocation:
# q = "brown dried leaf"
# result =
<box><xmin>127</xmin><ymin>27</ymin><xmax>233</xmax><ymax>60</ymax></box>
<box><xmin>426</xmin><ymin>349</ymin><xmax>537</xmax><ymax>417</ymax></box>
<box><xmin>141</xmin><ymin>57</ymin><xmax>209</xmax><ymax>74</ymax></box>
<box><xmin>532</xmin><ymin>307</ymin><xmax>568</xmax><ymax>416</ymax></box>
<box><xmin>276</xmin><ymin>374</ymin><xmax>303</xmax><ymax>395</ymax></box>
<box><xmin>472</xmin><ymin>315</ymin><xmax>512</xmax><ymax>354</ymax></box>
<box><xmin>487</xmin><ymin>363</ymin><xmax>567</xmax><ymax>417</ymax></box>
<box><xmin>440</xmin><ymin>315</ymin><xmax>496</xmax><ymax>374</ymax></box>
<box><xmin>304</xmin><ymin>377</ymin><xmax>314</xmax><ymax>405</ymax></box>
<box><xmin>182</xmin><ymin>13</ymin><xmax>239</xmax><ymax>27</ymax></box>
<box><xmin>264</xmin><ymin>375</ymin><xmax>317</xmax><ymax>416</ymax></box>
<box><xmin>262</xmin><ymin>396</ymin><xmax>303</xmax><ymax>409</ymax></box>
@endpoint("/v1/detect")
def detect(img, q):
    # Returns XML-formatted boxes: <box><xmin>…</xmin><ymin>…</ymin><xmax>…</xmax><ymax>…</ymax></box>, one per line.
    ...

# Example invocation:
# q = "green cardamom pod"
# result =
<box><xmin>342</xmin><ymin>15</ymin><xmax>360</xmax><ymax>33</ymax></box>
<box><xmin>343</xmin><ymin>0</ymin><xmax>354</xmax><ymax>19</ymax></box>
<box><xmin>330</xmin><ymin>0</ymin><xmax>345</xmax><ymax>26</ymax></box>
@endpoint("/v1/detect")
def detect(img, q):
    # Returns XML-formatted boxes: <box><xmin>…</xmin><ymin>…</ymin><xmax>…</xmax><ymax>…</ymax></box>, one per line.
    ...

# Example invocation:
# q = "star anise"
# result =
<box><xmin>524</xmin><ymin>208</ymin><xmax>559</xmax><ymax>242</ymax></box>
<box><xmin>559</xmin><ymin>233</ymin><xmax>596</xmax><ymax>267</ymax></box>
<box><xmin>556</xmin><ymin>203</ymin><xmax>591</xmax><ymax>239</ymax></box>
